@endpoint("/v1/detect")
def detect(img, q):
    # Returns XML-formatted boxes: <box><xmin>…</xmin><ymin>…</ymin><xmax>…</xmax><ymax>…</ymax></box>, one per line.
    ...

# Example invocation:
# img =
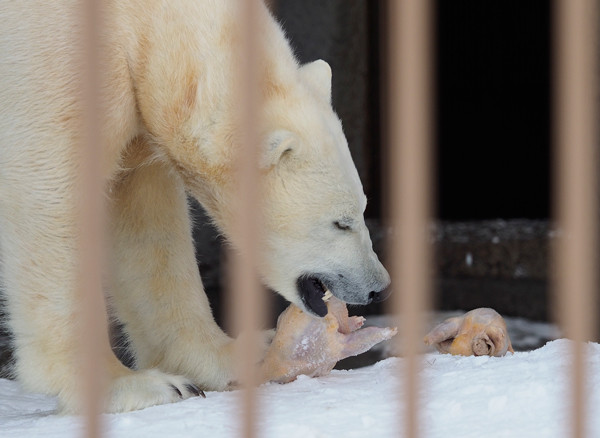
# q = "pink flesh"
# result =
<box><xmin>260</xmin><ymin>297</ymin><xmax>397</xmax><ymax>383</ymax></box>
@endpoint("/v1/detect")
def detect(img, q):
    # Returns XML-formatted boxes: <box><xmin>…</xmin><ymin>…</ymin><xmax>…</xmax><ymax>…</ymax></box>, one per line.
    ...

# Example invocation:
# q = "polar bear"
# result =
<box><xmin>0</xmin><ymin>0</ymin><xmax>390</xmax><ymax>412</ymax></box>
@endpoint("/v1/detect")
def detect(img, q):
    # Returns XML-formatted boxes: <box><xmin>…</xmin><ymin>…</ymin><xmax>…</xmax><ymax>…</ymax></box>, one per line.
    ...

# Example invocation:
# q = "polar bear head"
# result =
<box><xmin>257</xmin><ymin>60</ymin><xmax>391</xmax><ymax>317</ymax></box>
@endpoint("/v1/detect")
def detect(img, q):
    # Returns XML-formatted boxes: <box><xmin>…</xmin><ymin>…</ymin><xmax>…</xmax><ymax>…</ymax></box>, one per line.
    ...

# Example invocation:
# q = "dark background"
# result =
<box><xmin>275</xmin><ymin>0</ymin><xmax>552</xmax><ymax>222</ymax></box>
<box><xmin>435</xmin><ymin>1</ymin><xmax>551</xmax><ymax>221</ymax></box>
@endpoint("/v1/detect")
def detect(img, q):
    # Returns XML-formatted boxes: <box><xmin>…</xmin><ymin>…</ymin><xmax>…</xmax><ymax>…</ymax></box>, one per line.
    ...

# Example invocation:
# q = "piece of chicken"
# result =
<box><xmin>423</xmin><ymin>308</ymin><xmax>514</xmax><ymax>357</ymax></box>
<box><xmin>260</xmin><ymin>296</ymin><xmax>397</xmax><ymax>383</ymax></box>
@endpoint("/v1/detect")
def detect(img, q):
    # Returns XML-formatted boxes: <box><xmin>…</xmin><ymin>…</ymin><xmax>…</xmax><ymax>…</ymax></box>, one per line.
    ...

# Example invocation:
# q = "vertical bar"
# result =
<box><xmin>553</xmin><ymin>1</ymin><xmax>598</xmax><ymax>437</ymax></box>
<box><xmin>231</xmin><ymin>1</ymin><xmax>264</xmax><ymax>437</ymax></box>
<box><xmin>79</xmin><ymin>0</ymin><xmax>107</xmax><ymax>437</ymax></box>
<box><xmin>388</xmin><ymin>1</ymin><xmax>434</xmax><ymax>438</ymax></box>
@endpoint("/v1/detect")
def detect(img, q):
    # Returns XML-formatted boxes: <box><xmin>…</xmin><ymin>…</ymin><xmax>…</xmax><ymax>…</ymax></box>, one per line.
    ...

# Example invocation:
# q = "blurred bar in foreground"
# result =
<box><xmin>387</xmin><ymin>1</ymin><xmax>434</xmax><ymax>437</ymax></box>
<box><xmin>553</xmin><ymin>1</ymin><xmax>598</xmax><ymax>437</ymax></box>
<box><xmin>230</xmin><ymin>1</ymin><xmax>265</xmax><ymax>438</ymax></box>
<box><xmin>79</xmin><ymin>0</ymin><xmax>107</xmax><ymax>437</ymax></box>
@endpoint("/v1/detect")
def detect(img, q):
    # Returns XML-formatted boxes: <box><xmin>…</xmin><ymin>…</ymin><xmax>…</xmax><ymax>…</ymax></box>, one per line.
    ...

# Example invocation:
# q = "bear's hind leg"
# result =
<box><xmin>108</xmin><ymin>138</ymin><xmax>236</xmax><ymax>391</ymax></box>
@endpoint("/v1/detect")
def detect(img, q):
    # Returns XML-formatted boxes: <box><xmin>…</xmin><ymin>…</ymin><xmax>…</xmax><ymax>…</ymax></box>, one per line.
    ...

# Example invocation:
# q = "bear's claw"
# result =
<box><xmin>170</xmin><ymin>384</ymin><xmax>183</xmax><ymax>398</ymax></box>
<box><xmin>185</xmin><ymin>383</ymin><xmax>205</xmax><ymax>398</ymax></box>
<box><xmin>169</xmin><ymin>382</ymin><xmax>204</xmax><ymax>399</ymax></box>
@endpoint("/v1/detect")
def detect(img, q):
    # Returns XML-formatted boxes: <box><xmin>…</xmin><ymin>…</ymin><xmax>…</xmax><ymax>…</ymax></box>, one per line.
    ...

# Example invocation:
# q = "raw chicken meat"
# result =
<box><xmin>260</xmin><ymin>296</ymin><xmax>397</xmax><ymax>383</ymax></box>
<box><xmin>424</xmin><ymin>308</ymin><xmax>514</xmax><ymax>357</ymax></box>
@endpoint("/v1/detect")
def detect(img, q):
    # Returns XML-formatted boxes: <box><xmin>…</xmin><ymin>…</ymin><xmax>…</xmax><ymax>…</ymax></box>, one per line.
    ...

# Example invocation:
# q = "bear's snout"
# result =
<box><xmin>368</xmin><ymin>287</ymin><xmax>392</xmax><ymax>304</ymax></box>
<box><xmin>296</xmin><ymin>263</ymin><xmax>392</xmax><ymax>310</ymax></box>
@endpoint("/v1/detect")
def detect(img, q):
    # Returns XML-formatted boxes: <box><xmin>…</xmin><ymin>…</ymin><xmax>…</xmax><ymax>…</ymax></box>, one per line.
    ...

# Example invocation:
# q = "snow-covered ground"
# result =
<box><xmin>1</xmin><ymin>339</ymin><xmax>598</xmax><ymax>438</ymax></box>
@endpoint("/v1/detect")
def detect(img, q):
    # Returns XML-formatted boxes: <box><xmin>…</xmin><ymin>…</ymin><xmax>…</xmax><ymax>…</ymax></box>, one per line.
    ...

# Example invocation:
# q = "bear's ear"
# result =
<box><xmin>300</xmin><ymin>59</ymin><xmax>332</xmax><ymax>102</ymax></box>
<box><xmin>261</xmin><ymin>130</ymin><xmax>297</xmax><ymax>169</ymax></box>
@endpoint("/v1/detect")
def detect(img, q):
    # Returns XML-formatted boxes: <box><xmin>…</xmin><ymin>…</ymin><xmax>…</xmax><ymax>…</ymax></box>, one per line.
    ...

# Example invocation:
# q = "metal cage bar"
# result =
<box><xmin>79</xmin><ymin>0</ymin><xmax>107</xmax><ymax>437</ymax></box>
<box><xmin>553</xmin><ymin>1</ymin><xmax>599</xmax><ymax>437</ymax></box>
<box><xmin>388</xmin><ymin>1</ymin><xmax>434</xmax><ymax>437</ymax></box>
<box><xmin>231</xmin><ymin>1</ymin><xmax>265</xmax><ymax>437</ymax></box>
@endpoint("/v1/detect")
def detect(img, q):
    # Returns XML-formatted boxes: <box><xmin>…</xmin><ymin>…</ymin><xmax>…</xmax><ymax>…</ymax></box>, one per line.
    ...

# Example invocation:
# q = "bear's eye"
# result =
<box><xmin>334</xmin><ymin>220</ymin><xmax>352</xmax><ymax>231</ymax></box>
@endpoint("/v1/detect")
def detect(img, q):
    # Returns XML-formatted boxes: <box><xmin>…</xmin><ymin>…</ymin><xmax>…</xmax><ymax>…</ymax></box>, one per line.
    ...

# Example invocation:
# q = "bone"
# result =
<box><xmin>424</xmin><ymin>308</ymin><xmax>514</xmax><ymax>357</ymax></box>
<box><xmin>260</xmin><ymin>297</ymin><xmax>397</xmax><ymax>384</ymax></box>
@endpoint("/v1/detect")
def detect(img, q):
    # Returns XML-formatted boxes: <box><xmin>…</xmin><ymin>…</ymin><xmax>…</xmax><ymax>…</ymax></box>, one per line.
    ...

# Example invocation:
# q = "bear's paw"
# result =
<box><xmin>102</xmin><ymin>369</ymin><xmax>204</xmax><ymax>413</ymax></box>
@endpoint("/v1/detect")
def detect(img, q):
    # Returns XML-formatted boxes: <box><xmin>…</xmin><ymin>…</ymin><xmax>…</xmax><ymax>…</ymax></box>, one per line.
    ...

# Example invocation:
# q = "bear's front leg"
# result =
<box><xmin>0</xmin><ymin>154</ymin><xmax>203</xmax><ymax>413</ymax></box>
<box><xmin>109</xmin><ymin>138</ymin><xmax>238</xmax><ymax>392</ymax></box>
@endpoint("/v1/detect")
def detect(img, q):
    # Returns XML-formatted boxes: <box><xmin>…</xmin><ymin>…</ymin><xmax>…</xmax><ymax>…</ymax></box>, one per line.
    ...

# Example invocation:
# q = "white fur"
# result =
<box><xmin>0</xmin><ymin>0</ymin><xmax>389</xmax><ymax>413</ymax></box>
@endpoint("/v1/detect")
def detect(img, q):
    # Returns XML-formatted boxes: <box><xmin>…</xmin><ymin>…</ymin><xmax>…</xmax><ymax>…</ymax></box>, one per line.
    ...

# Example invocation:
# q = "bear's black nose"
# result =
<box><xmin>368</xmin><ymin>287</ymin><xmax>392</xmax><ymax>304</ymax></box>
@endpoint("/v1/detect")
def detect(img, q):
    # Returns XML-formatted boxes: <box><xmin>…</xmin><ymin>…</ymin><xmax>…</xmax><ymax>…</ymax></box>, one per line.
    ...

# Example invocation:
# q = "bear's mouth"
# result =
<box><xmin>297</xmin><ymin>276</ymin><xmax>330</xmax><ymax>317</ymax></box>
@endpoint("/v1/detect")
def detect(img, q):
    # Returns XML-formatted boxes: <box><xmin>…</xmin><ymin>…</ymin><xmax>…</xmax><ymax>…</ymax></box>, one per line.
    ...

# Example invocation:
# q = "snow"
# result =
<box><xmin>1</xmin><ymin>339</ymin><xmax>599</xmax><ymax>438</ymax></box>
